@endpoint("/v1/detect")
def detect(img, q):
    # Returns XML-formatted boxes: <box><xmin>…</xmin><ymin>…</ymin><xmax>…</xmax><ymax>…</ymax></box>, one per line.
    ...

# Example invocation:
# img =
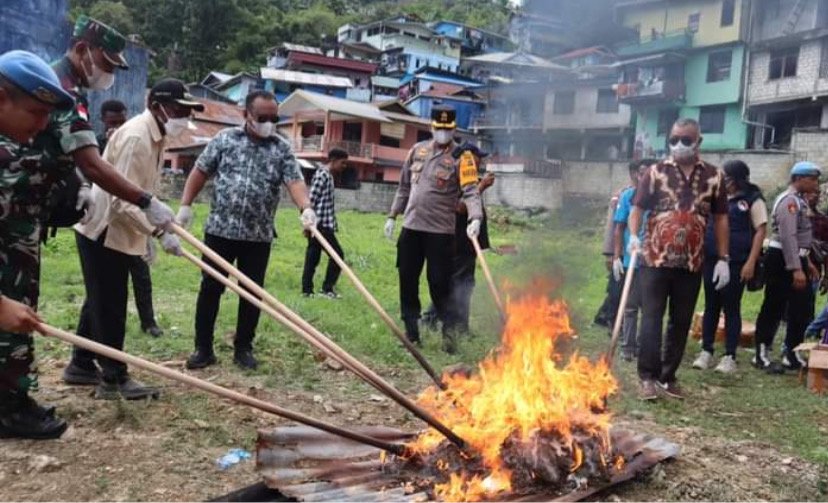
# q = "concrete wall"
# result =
<box><xmin>561</xmin><ymin>152</ymin><xmax>796</xmax><ymax>199</ymax></box>
<box><xmin>791</xmin><ymin>128</ymin><xmax>828</xmax><ymax>168</ymax></box>
<box><xmin>748</xmin><ymin>39</ymin><xmax>828</xmax><ymax>105</ymax></box>
<box><xmin>482</xmin><ymin>174</ymin><xmax>562</xmax><ymax>210</ymax></box>
<box><xmin>619</xmin><ymin>0</ymin><xmax>744</xmax><ymax>48</ymax></box>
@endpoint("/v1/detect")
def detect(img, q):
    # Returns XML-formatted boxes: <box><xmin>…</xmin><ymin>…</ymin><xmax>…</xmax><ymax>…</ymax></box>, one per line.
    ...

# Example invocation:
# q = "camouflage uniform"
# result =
<box><xmin>0</xmin><ymin>57</ymin><xmax>98</xmax><ymax>395</ymax></box>
<box><xmin>0</xmin><ymin>138</ymin><xmax>74</xmax><ymax>395</ymax></box>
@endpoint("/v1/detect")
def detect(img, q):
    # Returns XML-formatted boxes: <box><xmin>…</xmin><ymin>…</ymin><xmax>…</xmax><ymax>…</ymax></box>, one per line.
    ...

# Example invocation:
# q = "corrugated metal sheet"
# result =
<box><xmin>279</xmin><ymin>90</ymin><xmax>391</xmax><ymax>123</ymax></box>
<box><xmin>257</xmin><ymin>426</ymin><xmax>680</xmax><ymax>502</ymax></box>
<box><xmin>260</xmin><ymin>68</ymin><xmax>354</xmax><ymax>89</ymax></box>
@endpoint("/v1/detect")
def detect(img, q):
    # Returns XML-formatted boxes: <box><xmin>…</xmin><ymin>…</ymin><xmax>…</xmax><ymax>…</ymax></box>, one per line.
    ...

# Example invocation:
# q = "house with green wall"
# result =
<box><xmin>614</xmin><ymin>0</ymin><xmax>750</xmax><ymax>158</ymax></box>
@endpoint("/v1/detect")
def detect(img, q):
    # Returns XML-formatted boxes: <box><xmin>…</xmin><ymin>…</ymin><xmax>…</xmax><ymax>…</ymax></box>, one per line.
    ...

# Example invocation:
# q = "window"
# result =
<box><xmin>699</xmin><ymin>105</ymin><xmax>726</xmax><ymax>134</ymax></box>
<box><xmin>707</xmin><ymin>50</ymin><xmax>733</xmax><ymax>82</ymax></box>
<box><xmin>657</xmin><ymin>108</ymin><xmax>679</xmax><ymax>136</ymax></box>
<box><xmin>688</xmin><ymin>12</ymin><xmax>701</xmax><ymax>32</ymax></box>
<box><xmin>721</xmin><ymin>0</ymin><xmax>735</xmax><ymax>26</ymax></box>
<box><xmin>342</xmin><ymin>122</ymin><xmax>363</xmax><ymax>142</ymax></box>
<box><xmin>769</xmin><ymin>46</ymin><xmax>799</xmax><ymax>79</ymax></box>
<box><xmin>553</xmin><ymin>90</ymin><xmax>575</xmax><ymax>114</ymax></box>
<box><xmin>596</xmin><ymin>89</ymin><xmax>619</xmax><ymax>113</ymax></box>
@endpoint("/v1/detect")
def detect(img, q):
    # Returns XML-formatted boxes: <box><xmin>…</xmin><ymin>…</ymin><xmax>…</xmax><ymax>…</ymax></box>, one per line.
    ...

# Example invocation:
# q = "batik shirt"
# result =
<box><xmin>195</xmin><ymin>127</ymin><xmax>304</xmax><ymax>242</ymax></box>
<box><xmin>632</xmin><ymin>158</ymin><xmax>727</xmax><ymax>272</ymax></box>
<box><xmin>309</xmin><ymin>166</ymin><xmax>337</xmax><ymax>231</ymax></box>
<box><xmin>0</xmin><ymin>136</ymin><xmax>73</xmax><ymax>394</ymax></box>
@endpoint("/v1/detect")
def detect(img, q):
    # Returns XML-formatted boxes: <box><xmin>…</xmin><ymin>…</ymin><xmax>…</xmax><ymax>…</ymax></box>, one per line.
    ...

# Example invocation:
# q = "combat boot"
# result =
<box><xmin>0</xmin><ymin>393</ymin><xmax>67</xmax><ymax>440</ymax></box>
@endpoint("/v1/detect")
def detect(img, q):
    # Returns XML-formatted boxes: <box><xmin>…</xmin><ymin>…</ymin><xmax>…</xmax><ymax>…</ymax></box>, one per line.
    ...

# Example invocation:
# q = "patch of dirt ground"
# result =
<box><xmin>1</xmin><ymin>359</ymin><xmax>826</xmax><ymax>502</ymax></box>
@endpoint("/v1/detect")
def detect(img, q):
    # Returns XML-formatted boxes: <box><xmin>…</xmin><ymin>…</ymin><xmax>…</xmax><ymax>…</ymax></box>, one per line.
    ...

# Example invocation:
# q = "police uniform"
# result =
<box><xmin>754</xmin><ymin>163</ymin><xmax>818</xmax><ymax>370</ymax></box>
<box><xmin>388</xmin><ymin>106</ymin><xmax>482</xmax><ymax>353</ymax></box>
<box><xmin>0</xmin><ymin>50</ymin><xmax>74</xmax><ymax>439</ymax></box>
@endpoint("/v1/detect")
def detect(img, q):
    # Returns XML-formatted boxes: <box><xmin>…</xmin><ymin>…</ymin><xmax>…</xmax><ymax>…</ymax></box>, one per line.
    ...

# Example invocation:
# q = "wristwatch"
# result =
<box><xmin>137</xmin><ymin>192</ymin><xmax>153</xmax><ymax>210</ymax></box>
<box><xmin>718</xmin><ymin>255</ymin><xmax>730</xmax><ymax>263</ymax></box>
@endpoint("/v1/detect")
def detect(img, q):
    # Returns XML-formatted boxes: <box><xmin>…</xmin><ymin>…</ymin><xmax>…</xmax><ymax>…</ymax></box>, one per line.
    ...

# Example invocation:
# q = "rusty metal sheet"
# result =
<box><xmin>257</xmin><ymin>426</ymin><xmax>679</xmax><ymax>502</ymax></box>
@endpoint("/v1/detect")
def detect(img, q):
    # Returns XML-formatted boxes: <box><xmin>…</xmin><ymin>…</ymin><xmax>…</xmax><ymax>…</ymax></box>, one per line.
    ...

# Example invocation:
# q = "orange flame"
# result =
<box><xmin>408</xmin><ymin>294</ymin><xmax>619</xmax><ymax>501</ymax></box>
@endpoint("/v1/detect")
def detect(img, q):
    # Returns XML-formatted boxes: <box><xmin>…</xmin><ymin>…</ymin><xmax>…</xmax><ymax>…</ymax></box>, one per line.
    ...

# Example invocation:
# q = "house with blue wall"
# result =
<box><xmin>405</xmin><ymin>90</ymin><xmax>485</xmax><ymax>130</ymax></box>
<box><xmin>430</xmin><ymin>20</ymin><xmax>514</xmax><ymax>57</ymax></box>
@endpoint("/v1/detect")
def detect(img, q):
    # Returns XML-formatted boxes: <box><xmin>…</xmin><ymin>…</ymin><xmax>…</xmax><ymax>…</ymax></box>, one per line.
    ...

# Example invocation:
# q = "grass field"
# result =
<box><xmin>24</xmin><ymin>200</ymin><xmax>828</xmax><ymax>499</ymax></box>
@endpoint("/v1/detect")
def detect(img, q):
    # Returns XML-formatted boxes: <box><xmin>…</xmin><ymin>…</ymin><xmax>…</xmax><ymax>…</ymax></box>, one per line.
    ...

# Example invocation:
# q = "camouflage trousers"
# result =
<box><xmin>0</xmin><ymin>331</ymin><xmax>37</xmax><ymax>394</ymax></box>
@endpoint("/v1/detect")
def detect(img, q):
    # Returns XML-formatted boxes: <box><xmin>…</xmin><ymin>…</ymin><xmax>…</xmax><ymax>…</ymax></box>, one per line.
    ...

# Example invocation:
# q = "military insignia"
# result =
<box><xmin>416</xmin><ymin>147</ymin><xmax>428</xmax><ymax>159</ymax></box>
<box><xmin>737</xmin><ymin>200</ymin><xmax>749</xmax><ymax>212</ymax></box>
<box><xmin>788</xmin><ymin>201</ymin><xmax>798</xmax><ymax>214</ymax></box>
<box><xmin>32</xmin><ymin>87</ymin><xmax>58</xmax><ymax>105</ymax></box>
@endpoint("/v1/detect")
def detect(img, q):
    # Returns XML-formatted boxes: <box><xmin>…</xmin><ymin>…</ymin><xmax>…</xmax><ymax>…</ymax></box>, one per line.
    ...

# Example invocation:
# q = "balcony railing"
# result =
<box><xmin>292</xmin><ymin>136</ymin><xmax>407</xmax><ymax>163</ymax></box>
<box><xmin>616</xmin><ymin>78</ymin><xmax>685</xmax><ymax>105</ymax></box>
<box><xmin>615</xmin><ymin>28</ymin><xmax>693</xmax><ymax>57</ymax></box>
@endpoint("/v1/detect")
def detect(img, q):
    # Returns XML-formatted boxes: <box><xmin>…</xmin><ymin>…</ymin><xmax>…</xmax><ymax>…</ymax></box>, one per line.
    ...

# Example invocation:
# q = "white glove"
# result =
<box><xmin>143</xmin><ymin>238</ymin><xmax>156</xmax><ymax>265</ymax></box>
<box><xmin>466</xmin><ymin>219</ymin><xmax>481</xmax><ymax>239</ymax></box>
<box><xmin>627</xmin><ymin>235</ymin><xmax>641</xmax><ymax>255</ymax></box>
<box><xmin>76</xmin><ymin>184</ymin><xmax>95</xmax><ymax>225</ymax></box>
<box><xmin>300</xmin><ymin>207</ymin><xmax>317</xmax><ymax>229</ymax></box>
<box><xmin>712</xmin><ymin>259</ymin><xmax>731</xmax><ymax>291</ymax></box>
<box><xmin>144</xmin><ymin>196</ymin><xmax>175</xmax><ymax>230</ymax></box>
<box><xmin>176</xmin><ymin>205</ymin><xmax>193</xmax><ymax>229</ymax></box>
<box><xmin>612</xmin><ymin>257</ymin><xmax>625</xmax><ymax>282</ymax></box>
<box><xmin>384</xmin><ymin>218</ymin><xmax>395</xmax><ymax>240</ymax></box>
<box><xmin>159</xmin><ymin>232</ymin><xmax>182</xmax><ymax>256</ymax></box>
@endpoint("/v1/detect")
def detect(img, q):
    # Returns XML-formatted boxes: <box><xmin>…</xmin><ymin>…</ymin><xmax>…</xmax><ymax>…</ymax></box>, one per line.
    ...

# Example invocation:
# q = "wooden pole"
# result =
<box><xmin>36</xmin><ymin>323</ymin><xmax>406</xmax><ymax>456</ymax></box>
<box><xmin>470</xmin><ymin>235</ymin><xmax>506</xmax><ymax>323</ymax></box>
<box><xmin>308</xmin><ymin>226</ymin><xmax>444</xmax><ymax>388</ymax></box>
<box><xmin>607</xmin><ymin>251</ymin><xmax>639</xmax><ymax>366</ymax></box>
<box><xmin>171</xmin><ymin>232</ymin><xmax>468</xmax><ymax>451</ymax></box>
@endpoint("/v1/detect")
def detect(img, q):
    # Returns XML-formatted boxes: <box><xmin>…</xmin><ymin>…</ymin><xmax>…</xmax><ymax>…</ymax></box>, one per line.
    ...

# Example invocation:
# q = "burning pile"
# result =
<box><xmin>399</xmin><ymin>294</ymin><xmax>623</xmax><ymax>501</ymax></box>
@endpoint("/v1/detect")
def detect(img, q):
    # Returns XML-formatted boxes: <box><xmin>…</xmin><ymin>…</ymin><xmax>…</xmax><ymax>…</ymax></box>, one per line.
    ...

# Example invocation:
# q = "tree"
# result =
<box><xmin>88</xmin><ymin>1</ymin><xmax>136</xmax><ymax>34</ymax></box>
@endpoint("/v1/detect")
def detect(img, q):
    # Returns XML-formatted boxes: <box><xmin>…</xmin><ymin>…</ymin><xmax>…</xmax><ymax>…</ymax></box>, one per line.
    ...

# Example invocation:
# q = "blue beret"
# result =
<box><xmin>0</xmin><ymin>50</ymin><xmax>74</xmax><ymax>110</ymax></box>
<box><xmin>790</xmin><ymin>161</ymin><xmax>821</xmax><ymax>177</ymax></box>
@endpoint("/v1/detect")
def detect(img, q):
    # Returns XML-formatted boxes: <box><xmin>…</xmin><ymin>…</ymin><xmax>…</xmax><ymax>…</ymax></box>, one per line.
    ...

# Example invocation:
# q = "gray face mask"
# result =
<box><xmin>669</xmin><ymin>143</ymin><xmax>697</xmax><ymax>163</ymax></box>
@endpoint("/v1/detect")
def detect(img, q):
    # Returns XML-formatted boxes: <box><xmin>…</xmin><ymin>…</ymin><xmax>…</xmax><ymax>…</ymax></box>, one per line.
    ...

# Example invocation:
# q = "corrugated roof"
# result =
<box><xmin>279</xmin><ymin>89</ymin><xmax>391</xmax><ymax>123</ymax></box>
<box><xmin>371</xmin><ymin>76</ymin><xmax>401</xmax><ymax>88</ymax></box>
<box><xmin>282</xmin><ymin>43</ymin><xmax>323</xmax><ymax>55</ymax></box>
<box><xmin>288</xmin><ymin>52</ymin><xmax>377</xmax><ymax>74</ymax></box>
<box><xmin>463</xmin><ymin>51</ymin><xmax>568</xmax><ymax>70</ymax></box>
<box><xmin>165</xmin><ymin>100</ymin><xmax>244</xmax><ymax>151</ymax></box>
<box><xmin>260</xmin><ymin>68</ymin><xmax>354</xmax><ymax>88</ymax></box>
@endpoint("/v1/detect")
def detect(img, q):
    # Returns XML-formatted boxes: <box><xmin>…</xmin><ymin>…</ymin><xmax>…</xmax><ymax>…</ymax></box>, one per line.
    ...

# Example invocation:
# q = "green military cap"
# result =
<box><xmin>73</xmin><ymin>14</ymin><xmax>129</xmax><ymax>70</ymax></box>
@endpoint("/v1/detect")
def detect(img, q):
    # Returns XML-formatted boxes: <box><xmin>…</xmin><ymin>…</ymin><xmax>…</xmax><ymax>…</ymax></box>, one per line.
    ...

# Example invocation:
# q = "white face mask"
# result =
<box><xmin>249</xmin><ymin>120</ymin><xmax>274</xmax><ymax>138</ymax></box>
<box><xmin>159</xmin><ymin>105</ymin><xmax>189</xmax><ymax>137</ymax></box>
<box><xmin>433</xmin><ymin>129</ymin><xmax>453</xmax><ymax>145</ymax></box>
<box><xmin>84</xmin><ymin>48</ymin><xmax>115</xmax><ymax>91</ymax></box>
<box><xmin>669</xmin><ymin>142</ymin><xmax>697</xmax><ymax>163</ymax></box>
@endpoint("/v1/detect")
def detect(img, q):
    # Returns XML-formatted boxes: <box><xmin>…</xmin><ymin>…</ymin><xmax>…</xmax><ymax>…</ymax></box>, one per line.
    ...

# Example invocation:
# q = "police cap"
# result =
<box><xmin>790</xmin><ymin>161</ymin><xmax>821</xmax><ymax>178</ymax></box>
<box><xmin>0</xmin><ymin>50</ymin><xmax>75</xmax><ymax>110</ymax></box>
<box><xmin>431</xmin><ymin>105</ymin><xmax>457</xmax><ymax>130</ymax></box>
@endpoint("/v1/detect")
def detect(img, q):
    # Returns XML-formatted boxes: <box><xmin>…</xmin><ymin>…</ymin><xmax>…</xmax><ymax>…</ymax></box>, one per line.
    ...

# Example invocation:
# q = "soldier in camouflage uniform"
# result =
<box><xmin>0</xmin><ymin>50</ymin><xmax>76</xmax><ymax>439</ymax></box>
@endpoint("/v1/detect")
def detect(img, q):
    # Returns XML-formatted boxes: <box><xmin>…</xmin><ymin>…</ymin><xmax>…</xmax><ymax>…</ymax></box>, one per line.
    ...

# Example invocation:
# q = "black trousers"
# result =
<box><xmin>594</xmin><ymin>270</ymin><xmax>622</xmax><ymax>326</ymax></box>
<box><xmin>423</xmin><ymin>254</ymin><xmax>476</xmax><ymax>331</ymax></box>
<box><xmin>72</xmin><ymin>231</ymin><xmax>134</xmax><ymax>383</ymax></box>
<box><xmin>701</xmin><ymin>260</ymin><xmax>746</xmax><ymax>357</ymax></box>
<box><xmin>397</xmin><ymin>228</ymin><xmax>456</xmax><ymax>330</ymax></box>
<box><xmin>754</xmin><ymin>248</ymin><xmax>814</xmax><ymax>356</ymax></box>
<box><xmin>637</xmin><ymin>266</ymin><xmax>702</xmax><ymax>383</ymax></box>
<box><xmin>129</xmin><ymin>256</ymin><xmax>157</xmax><ymax>329</ymax></box>
<box><xmin>194</xmin><ymin>233</ymin><xmax>272</xmax><ymax>353</ymax></box>
<box><xmin>301</xmin><ymin>227</ymin><xmax>343</xmax><ymax>294</ymax></box>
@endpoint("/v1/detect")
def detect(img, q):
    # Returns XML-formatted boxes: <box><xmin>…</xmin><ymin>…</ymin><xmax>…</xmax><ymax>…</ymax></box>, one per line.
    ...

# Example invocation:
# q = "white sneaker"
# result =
<box><xmin>692</xmin><ymin>350</ymin><xmax>714</xmax><ymax>370</ymax></box>
<box><xmin>752</xmin><ymin>344</ymin><xmax>771</xmax><ymax>368</ymax></box>
<box><xmin>715</xmin><ymin>355</ymin><xmax>737</xmax><ymax>374</ymax></box>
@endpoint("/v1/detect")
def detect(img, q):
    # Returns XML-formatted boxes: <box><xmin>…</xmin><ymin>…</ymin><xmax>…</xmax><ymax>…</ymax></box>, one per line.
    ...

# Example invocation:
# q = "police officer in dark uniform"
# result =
<box><xmin>754</xmin><ymin>162</ymin><xmax>820</xmax><ymax>371</ymax></box>
<box><xmin>384</xmin><ymin>106</ymin><xmax>483</xmax><ymax>353</ymax></box>
<box><xmin>0</xmin><ymin>50</ymin><xmax>76</xmax><ymax>439</ymax></box>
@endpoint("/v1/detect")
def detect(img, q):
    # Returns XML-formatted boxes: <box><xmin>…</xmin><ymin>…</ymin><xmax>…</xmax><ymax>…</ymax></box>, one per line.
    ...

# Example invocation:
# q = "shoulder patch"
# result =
<box><xmin>737</xmin><ymin>200</ymin><xmax>749</xmax><ymax>212</ymax></box>
<box><xmin>788</xmin><ymin>201</ymin><xmax>798</xmax><ymax>214</ymax></box>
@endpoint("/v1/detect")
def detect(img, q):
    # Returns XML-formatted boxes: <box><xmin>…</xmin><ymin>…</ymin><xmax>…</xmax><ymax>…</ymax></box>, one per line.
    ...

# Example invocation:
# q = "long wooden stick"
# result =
<box><xmin>607</xmin><ymin>251</ymin><xmax>639</xmax><ymax>366</ymax></box>
<box><xmin>36</xmin><ymin>323</ymin><xmax>406</xmax><ymax>456</ymax></box>
<box><xmin>172</xmin><ymin>234</ymin><xmax>468</xmax><ymax>451</ymax></box>
<box><xmin>470</xmin><ymin>235</ymin><xmax>506</xmax><ymax>323</ymax></box>
<box><xmin>308</xmin><ymin>226</ymin><xmax>444</xmax><ymax>388</ymax></box>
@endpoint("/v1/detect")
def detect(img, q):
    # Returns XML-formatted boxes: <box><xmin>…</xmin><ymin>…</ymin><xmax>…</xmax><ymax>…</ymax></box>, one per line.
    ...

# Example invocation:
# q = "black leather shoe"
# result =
<box><xmin>186</xmin><ymin>349</ymin><xmax>217</xmax><ymax>369</ymax></box>
<box><xmin>95</xmin><ymin>378</ymin><xmax>160</xmax><ymax>400</ymax></box>
<box><xmin>404</xmin><ymin>320</ymin><xmax>421</xmax><ymax>345</ymax></box>
<box><xmin>233</xmin><ymin>350</ymin><xmax>258</xmax><ymax>370</ymax></box>
<box><xmin>62</xmin><ymin>360</ymin><xmax>101</xmax><ymax>385</ymax></box>
<box><xmin>143</xmin><ymin>325</ymin><xmax>164</xmax><ymax>338</ymax></box>
<box><xmin>0</xmin><ymin>394</ymin><xmax>67</xmax><ymax>440</ymax></box>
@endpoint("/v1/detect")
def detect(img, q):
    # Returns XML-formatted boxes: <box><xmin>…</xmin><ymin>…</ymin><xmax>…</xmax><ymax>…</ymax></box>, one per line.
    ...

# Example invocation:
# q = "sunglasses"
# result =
<box><xmin>254</xmin><ymin>115</ymin><xmax>279</xmax><ymax>123</ymax></box>
<box><xmin>668</xmin><ymin>136</ymin><xmax>697</xmax><ymax>147</ymax></box>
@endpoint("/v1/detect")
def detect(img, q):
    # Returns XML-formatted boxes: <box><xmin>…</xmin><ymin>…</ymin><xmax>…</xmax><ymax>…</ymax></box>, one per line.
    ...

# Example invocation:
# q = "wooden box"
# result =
<box><xmin>806</xmin><ymin>344</ymin><xmax>828</xmax><ymax>395</ymax></box>
<box><xmin>690</xmin><ymin>312</ymin><xmax>755</xmax><ymax>348</ymax></box>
